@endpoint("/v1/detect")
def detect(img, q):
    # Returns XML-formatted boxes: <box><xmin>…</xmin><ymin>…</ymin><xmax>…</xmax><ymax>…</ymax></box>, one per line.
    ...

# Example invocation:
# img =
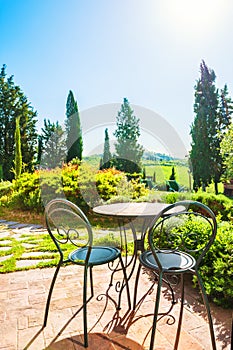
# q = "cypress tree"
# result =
<box><xmin>65</xmin><ymin>90</ymin><xmax>83</xmax><ymax>162</ymax></box>
<box><xmin>14</xmin><ymin>116</ymin><xmax>22</xmax><ymax>180</ymax></box>
<box><xmin>190</xmin><ymin>61</ymin><xmax>233</xmax><ymax>193</ymax></box>
<box><xmin>190</xmin><ymin>61</ymin><xmax>219</xmax><ymax>192</ymax></box>
<box><xmin>102</xmin><ymin>128</ymin><xmax>112</xmax><ymax>169</ymax></box>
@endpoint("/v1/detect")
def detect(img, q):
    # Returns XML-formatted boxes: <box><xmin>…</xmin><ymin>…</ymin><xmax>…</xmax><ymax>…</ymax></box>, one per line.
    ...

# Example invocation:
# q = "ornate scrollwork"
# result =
<box><xmin>67</xmin><ymin>228</ymin><xmax>81</xmax><ymax>246</ymax></box>
<box><xmin>54</xmin><ymin>227</ymin><xmax>69</xmax><ymax>244</ymax></box>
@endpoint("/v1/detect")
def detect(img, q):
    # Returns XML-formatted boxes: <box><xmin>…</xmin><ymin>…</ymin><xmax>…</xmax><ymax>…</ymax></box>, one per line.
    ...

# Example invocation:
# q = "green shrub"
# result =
<box><xmin>0</xmin><ymin>181</ymin><xmax>13</xmax><ymax>195</ymax></box>
<box><xmin>95</xmin><ymin>168</ymin><xmax>125</xmax><ymax>201</ymax></box>
<box><xmin>164</xmin><ymin>192</ymin><xmax>191</xmax><ymax>204</ymax></box>
<box><xmin>152</xmin><ymin>214</ymin><xmax>233</xmax><ymax>308</ymax></box>
<box><xmin>62</xmin><ymin>161</ymin><xmax>86</xmax><ymax>207</ymax></box>
<box><xmin>130</xmin><ymin>178</ymin><xmax>149</xmax><ymax>199</ymax></box>
<box><xmin>191</xmin><ymin>192</ymin><xmax>233</xmax><ymax>220</ymax></box>
<box><xmin>200</xmin><ymin>220</ymin><xmax>233</xmax><ymax>308</ymax></box>
<box><xmin>3</xmin><ymin>165</ymin><xmax>149</xmax><ymax>212</ymax></box>
<box><xmin>40</xmin><ymin>168</ymin><xmax>64</xmax><ymax>206</ymax></box>
<box><xmin>10</xmin><ymin>171</ymin><xmax>42</xmax><ymax>211</ymax></box>
<box><xmin>0</xmin><ymin>181</ymin><xmax>13</xmax><ymax>204</ymax></box>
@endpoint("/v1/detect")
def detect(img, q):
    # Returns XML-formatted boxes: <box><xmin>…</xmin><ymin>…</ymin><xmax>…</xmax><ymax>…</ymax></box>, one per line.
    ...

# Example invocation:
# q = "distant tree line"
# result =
<box><xmin>0</xmin><ymin>65</ymin><xmax>84</xmax><ymax>180</ymax></box>
<box><xmin>2</xmin><ymin>60</ymin><xmax>233</xmax><ymax>194</ymax></box>
<box><xmin>0</xmin><ymin>65</ymin><xmax>37</xmax><ymax>180</ymax></box>
<box><xmin>0</xmin><ymin>65</ymin><xmax>144</xmax><ymax>181</ymax></box>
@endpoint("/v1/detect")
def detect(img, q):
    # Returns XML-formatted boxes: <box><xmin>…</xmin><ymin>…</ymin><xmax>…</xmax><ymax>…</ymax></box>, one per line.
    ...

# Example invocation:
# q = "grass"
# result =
<box><xmin>0</xmin><ymin>220</ymin><xmax>134</xmax><ymax>273</ymax></box>
<box><xmin>144</xmin><ymin>162</ymin><xmax>192</xmax><ymax>188</ymax></box>
<box><xmin>0</xmin><ymin>229</ymin><xmax>59</xmax><ymax>273</ymax></box>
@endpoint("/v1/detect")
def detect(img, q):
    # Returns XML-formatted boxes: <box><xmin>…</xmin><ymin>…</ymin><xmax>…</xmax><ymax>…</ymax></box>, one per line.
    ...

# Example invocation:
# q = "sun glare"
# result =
<box><xmin>158</xmin><ymin>0</ymin><xmax>231</xmax><ymax>42</ymax></box>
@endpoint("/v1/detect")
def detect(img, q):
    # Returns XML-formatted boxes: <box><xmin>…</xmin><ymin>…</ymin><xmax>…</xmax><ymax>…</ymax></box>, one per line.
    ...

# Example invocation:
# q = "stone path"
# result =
<box><xmin>0</xmin><ymin>220</ymin><xmax>53</xmax><ymax>270</ymax></box>
<box><xmin>0</xmin><ymin>221</ymin><xmax>122</xmax><ymax>271</ymax></box>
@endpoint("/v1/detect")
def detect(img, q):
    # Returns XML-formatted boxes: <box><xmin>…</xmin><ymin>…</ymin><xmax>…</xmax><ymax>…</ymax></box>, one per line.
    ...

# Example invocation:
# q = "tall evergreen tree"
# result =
<box><xmin>190</xmin><ymin>61</ymin><xmax>219</xmax><ymax>192</ymax></box>
<box><xmin>37</xmin><ymin>118</ymin><xmax>54</xmax><ymax>165</ymax></box>
<box><xmin>220</xmin><ymin>123</ymin><xmax>233</xmax><ymax>181</ymax></box>
<box><xmin>101</xmin><ymin>128</ymin><xmax>112</xmax><ymax>169</ymax></box>
<box><xmin>218</xmin><ymin>84</ymin><xmax>233</xmax><ymax>132</ymax></box>
<box><xmin>39</xmin><ymin>119</ymin><xmax>66</xmax><ymax>168</ymax></box>
<box><xmin>0</xmin><ymin>65</ymin><xmax>37</xmax><ymax>180</ymax></box>
<box><xmin>113</xmin><ymin>98</ymin><xmax>144</xmax><ymax>174</ymax></box>
<box><xmin>14</xmin><ymin>116</ymin><xmax>22</xmax><ymax>179</ymax></box>
<box><xmin>65</xmin><ymin>90</ymin><xmax>83</xmax><ymax>162</ymax></box>
<box><xmin>190</xmin><ymin>62</ymin><xmax>233</xmax><ymax>194</ymax></box>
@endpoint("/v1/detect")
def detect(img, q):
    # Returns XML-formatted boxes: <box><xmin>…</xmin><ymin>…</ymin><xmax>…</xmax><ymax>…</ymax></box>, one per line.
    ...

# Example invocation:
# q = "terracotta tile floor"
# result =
<box><xmin>0</xmin><ymin>264</ymin><xmax>232</xmax><ymax>350</ymax></box>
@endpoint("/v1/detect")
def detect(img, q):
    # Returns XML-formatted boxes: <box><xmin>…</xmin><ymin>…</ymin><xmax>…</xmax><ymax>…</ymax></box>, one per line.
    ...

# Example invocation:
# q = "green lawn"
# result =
<box><xmin>144</xmin><ymin>162</ymin><xmax>192</xmax><ymax>189</ymax></box>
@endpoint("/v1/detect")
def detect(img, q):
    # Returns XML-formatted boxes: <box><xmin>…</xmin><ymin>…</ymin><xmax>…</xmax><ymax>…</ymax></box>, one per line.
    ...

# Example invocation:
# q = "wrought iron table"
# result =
<box><xmin>93</xmin><ymin>202</ymin><xmax>185</xmax><ymax>306</ymax></box>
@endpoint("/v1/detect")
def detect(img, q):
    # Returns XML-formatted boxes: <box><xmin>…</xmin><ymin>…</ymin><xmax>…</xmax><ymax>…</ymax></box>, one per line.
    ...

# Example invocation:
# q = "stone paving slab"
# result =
<box><xmin>0</xmin><ymin>220</ymin><xmax>50</xmax><ymax>270</ymax></box>
<box><xmin>0</xmin><ymin>254</ymin><xmax>13</xmax><ymax>262</ymax></box>
<box><xmin>0</xmin><ymin>246</ymin><xmax>12</xmax><ymax>251</ymax></box>
<box><xmin>0</xmin><ymin>240</ymin><xmax>12</xmax><ymax>245</ymax></box>
<box><xmin>16</xmin><ymin>259</ymin><xmax>54</xmax><ymax>268</ymax></box>
<box><xmin>8</xmin><ymin>223</ymin><xmax>32</xmax><ymax>229</ymax></box>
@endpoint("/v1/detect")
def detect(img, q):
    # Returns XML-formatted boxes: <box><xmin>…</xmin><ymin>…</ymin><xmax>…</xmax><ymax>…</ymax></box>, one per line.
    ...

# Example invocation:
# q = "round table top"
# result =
<box><xmin>93</xmin><ymin>202</ymin><xmax>184</xmax><ymax>218</ymax></box>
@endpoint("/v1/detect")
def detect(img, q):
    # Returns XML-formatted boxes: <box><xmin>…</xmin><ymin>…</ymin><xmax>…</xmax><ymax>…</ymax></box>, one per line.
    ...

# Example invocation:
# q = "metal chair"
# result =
<box><xmin>43</xmin><ymin>198</ymin><xmax>130</xmax><ymax>348</ymax></box>
<box><xmin>133</xmin><ymin>200</ymin><xmax>217</xmax><ymax>350</ymax></box>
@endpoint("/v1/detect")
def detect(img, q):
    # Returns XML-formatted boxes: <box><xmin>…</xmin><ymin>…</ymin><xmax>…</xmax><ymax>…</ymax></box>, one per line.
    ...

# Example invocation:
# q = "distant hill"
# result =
<box><xmin>143</xmin><ymin>151</ymin><xmax>174</xmax><ymax>161</ymax></box>
<box><xmin>84</xmin><ymin>152</ymin><xmax>185</xmax><ymax>164</ymax></box>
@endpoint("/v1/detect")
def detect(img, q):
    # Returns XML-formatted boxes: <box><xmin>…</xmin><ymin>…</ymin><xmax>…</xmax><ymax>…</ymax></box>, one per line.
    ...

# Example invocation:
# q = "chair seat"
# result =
<box><xmin>139</xmin><ymin>250</ymin><xmax>196</xmax><ymax>273</ymax></box>
<box><xmin>69</xmin><ymin>246</ymin><xmax>121</xmax><ymax>266</ymax></box>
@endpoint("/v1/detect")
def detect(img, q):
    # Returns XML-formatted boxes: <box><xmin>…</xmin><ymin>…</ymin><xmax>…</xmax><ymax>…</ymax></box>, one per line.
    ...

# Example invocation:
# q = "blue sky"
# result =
<box><xmin>1</xmin><ymin>0</ymin><xmax>233</xmax><ymax>156</ymax></box>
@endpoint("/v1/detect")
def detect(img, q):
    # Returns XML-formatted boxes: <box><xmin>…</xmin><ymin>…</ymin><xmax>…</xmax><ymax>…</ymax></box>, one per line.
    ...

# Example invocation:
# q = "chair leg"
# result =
<box><xmin>83</xmin><ymin>266</ymin><xmax>89</xmax><ymax>348</ymax></box>
<box><xmin>196</xmin><ymin>270</ymin><xmax>217</xmax><ymax>350</ymax></box>
<box><xmin>133</xmin><ymin>263</ymin><xmax>142</xmax><ymax>310</ymax></box>
<box><xmin>117</xmin><ymin>255</ymin><xmax>131</xmax><ymax>310</ymax></box>
<box><xmin>43</xmin><ymin>261</ymin><xmax>62</xmax><ymax>328</ymax></box>
<box><xmin>149</xmin><ymin>272</ymin><xmax>163</xmax><ymax>350</ymax></box>
<box><xmin>174</xmin><ymin>273</ymin><xmax>185</xmax><ymax>350</ymax></box>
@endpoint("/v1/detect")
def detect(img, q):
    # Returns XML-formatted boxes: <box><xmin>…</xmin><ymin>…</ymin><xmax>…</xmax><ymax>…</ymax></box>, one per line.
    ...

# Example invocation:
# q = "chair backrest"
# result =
<box><xmin>147</xmin><ymin>200</ymin><xmax>217</xmax><ymax>269</ymax></box>
<box><xmin>45</xmin><ymin>198</ymin><xmax>93</xmax><ymax>259</ymax></box>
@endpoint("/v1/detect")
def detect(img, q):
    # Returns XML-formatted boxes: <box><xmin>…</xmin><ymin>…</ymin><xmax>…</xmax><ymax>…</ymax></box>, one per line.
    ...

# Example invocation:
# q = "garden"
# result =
<box><xmin>0</xmin><ymin>159</ymin><xmax>232</xmax><ymax>309</ymax></box>
<box><xmin>0</xmin><ymin>63</ymin><xmax>232</xmax><ymax>311</ymax></box>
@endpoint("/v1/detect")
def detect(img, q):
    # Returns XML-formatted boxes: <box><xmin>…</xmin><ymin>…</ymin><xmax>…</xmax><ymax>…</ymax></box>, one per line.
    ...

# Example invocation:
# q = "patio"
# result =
<box><xmin>0</xmin><ymin>263</ymin><xmax>232</xmax><ymax>350</ymax></box>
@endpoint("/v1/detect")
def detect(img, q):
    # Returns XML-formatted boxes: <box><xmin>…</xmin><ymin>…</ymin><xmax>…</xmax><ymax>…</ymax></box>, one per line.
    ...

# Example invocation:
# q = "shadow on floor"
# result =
<box><xmin>144</xmin><ymin>268</ymin><xmax>232</xmax><ymax>349</ymax></box>
<box><xmin>45</xmin><ymin>332</ymin><xmax>144</xmax><ymax>349</ymax></box>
